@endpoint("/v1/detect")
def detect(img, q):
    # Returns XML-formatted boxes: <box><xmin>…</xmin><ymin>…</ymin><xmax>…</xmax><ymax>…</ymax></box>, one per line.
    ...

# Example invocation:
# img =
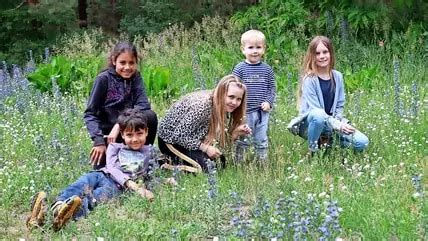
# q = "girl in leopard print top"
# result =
<box><xmin>158</xmin><ymin>74</ymin><xmax>252</xmax><ymax>171</ymax></box>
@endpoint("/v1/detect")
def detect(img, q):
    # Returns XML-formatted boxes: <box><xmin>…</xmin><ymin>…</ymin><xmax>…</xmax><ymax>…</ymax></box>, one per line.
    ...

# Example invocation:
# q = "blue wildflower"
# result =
<box><xmin>191</xmin><ymin>47</ymin><xmax>206</xmax><ymax>90</ymax></box>
<box><xmin>393</xmin><ymin>58</ymin><xmax>404</xmax><ymax>117</ymax></box>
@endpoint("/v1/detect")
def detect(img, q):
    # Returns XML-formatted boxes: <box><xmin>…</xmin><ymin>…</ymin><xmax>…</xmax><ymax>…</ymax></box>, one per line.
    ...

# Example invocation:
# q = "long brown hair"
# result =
<box><xmin>205</xmin><ymin>75</ymin><xmax>247</xmax><ymax>148</ymax></box>
<box><xmin>297</xmin><ymin>36</ymin><xmax>336</xmax><ymax>108</ymax></box>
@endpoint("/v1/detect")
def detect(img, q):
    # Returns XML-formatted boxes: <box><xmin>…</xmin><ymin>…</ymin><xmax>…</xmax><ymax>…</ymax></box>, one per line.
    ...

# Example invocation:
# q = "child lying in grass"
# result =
<box><xmin>26</xmin><ymin>108</ymin><xmax>175</xmax><ymax>231</ymax></box>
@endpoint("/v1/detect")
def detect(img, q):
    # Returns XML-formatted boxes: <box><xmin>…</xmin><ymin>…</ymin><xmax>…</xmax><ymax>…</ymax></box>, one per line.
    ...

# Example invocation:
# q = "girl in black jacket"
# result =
<box><xmin>84</xmin><ymin>41</ymin><xmax>157</xmax><ymax>168</ymax></box>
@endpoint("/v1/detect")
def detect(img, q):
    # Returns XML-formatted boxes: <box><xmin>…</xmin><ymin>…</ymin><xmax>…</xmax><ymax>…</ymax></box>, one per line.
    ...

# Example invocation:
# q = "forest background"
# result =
<box><xmin>1</xmin><ymin>0</ymin><xmax>427</xmax><ymax>64</ymax></box>
<box><xmin>0</xmin><ymin>0</ymin><xmax>427</xmax><ymax>240</ymax></box>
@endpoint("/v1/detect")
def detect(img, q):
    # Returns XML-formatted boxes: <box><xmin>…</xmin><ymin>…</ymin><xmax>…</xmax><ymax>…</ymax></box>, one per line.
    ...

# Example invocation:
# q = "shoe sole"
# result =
<box><xmin>53</xmin><ymin>196</ymin><xmax>82</xmax><ymax>231</ymax></box>
<box><xmin>26</xmin><ymin>191</ymin><xmax>48</xmax><ymax>229</ymax></box>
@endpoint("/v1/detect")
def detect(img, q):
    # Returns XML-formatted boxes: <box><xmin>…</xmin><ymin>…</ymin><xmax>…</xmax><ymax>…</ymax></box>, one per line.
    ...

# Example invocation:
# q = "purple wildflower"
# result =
<box><xmin>393</xmin><ymin>58</ymin><xmax>404</xmax><ymax>117</ymax></box>
<box><xmin>191</xmin><ymin>47</ymin><xmax>206</xmax><ymax>90</ymax></box>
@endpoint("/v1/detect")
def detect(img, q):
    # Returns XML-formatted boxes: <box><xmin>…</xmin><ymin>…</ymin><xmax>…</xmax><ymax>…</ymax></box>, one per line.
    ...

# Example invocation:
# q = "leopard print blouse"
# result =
<box><xmin>158</xmin><ymin>90</ymin><xmax>213</xmax><ymax>150</ymax></box>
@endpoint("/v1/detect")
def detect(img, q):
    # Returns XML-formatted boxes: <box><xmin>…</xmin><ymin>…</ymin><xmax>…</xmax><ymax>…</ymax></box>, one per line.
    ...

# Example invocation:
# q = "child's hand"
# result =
<box><xmin>126</xmin><ymin>180</ymin><xmax>139</xmax><ymax>190</ymax></box>
<box><xmin>261</xmin><ymin>102</ymin><xmax>271</xmax><ymax>112</ymax></box>
<box><xmin>232</xmin><ymin>124</ymin><xmax>252</xmax><ymax>140</ymax></box>
<box><xmin>137</xmin><ymin>188</ymin><xmax>154</xmax><ymax>201</ymax></box>
<box><xmin>164</xmin><ymin>177</ymin><xmax>178</xmax><ymax>186</ymax></box>
<box><xmin>127</xmin><ymin>180</ymin><xmax>154</xmax><ymax>201</ymax></box>
<box><xmin>241</xmin><ymin>124</ymin><xmax>252</xmax><ymax>135</ymax></box>
<box><xmin>90</xmin><ymin>145</ymin><xmax>106</xmax><ymax>166</ymax></box>
<box><xmin>340</xmin><ymin>123</ymin><xmax>356</xmax><ymax>134</ymax></box>
<box><xmin>107</xmin><ymin>124</ymin><xmax>120</xmax><ymax>144</ymax></box>
<box><xmin>206</xmin><ymin>146</ymin><xmax>222</xmax><ymax>159</ymax></box>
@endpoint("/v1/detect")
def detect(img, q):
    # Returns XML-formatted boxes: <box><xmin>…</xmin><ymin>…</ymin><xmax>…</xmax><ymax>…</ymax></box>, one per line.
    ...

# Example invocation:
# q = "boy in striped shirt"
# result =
<box><xmin>233</xmin><ymin>29</ymin><xmax>276</xmax><ymax>162</ymax></box>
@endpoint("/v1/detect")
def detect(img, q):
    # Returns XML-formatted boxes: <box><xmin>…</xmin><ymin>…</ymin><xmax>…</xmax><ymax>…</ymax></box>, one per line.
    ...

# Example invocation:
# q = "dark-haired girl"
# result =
<box><xmin>84</xmin><ymin>41</ymin><xmax>157</xmax><ymax>168</ymax></box>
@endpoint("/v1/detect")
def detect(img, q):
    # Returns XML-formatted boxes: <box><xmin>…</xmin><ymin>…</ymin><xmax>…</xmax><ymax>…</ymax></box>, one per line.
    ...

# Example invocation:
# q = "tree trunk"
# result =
<box><xmin>78</xmin><ymin>0</ymin><xmax>88</xmax><ymax>28</ymax></box>
<box><xmin>110</xmin><ymin>0</ymin><xmax>116</xmax><ymax>11</ymax></box>
<box><xmin>27</xmin><ymin>0</ymin><xmax>40</xmax><ymax>5</ymax></box>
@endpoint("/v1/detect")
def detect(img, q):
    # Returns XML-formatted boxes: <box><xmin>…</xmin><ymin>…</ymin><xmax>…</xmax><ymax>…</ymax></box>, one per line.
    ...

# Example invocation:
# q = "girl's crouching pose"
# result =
<box><xmin>288</xmin><ymin>36</ymin><xmax>369</xmax><ymax>154</ymax></box>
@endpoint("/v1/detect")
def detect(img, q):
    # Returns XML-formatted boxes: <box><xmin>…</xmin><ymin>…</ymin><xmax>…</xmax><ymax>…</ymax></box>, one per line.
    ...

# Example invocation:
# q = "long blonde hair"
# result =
<box><xmin>297</xmin><ymin>36</ymin><xmax>336</xmax><ymax>108</ymax></box>
<box><xmin>205</xmin><ymin>75</ymin><xmax>247</xmax><ymax>148</ymax></box>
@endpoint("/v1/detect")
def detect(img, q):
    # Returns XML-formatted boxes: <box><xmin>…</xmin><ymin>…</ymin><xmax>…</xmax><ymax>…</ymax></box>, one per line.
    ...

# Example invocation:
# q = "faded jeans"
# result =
<box><xmin>299</xmin><ymin>109</ymin><xmax>369</xmax><ymax>152</ymax></box>
<box><xmin>236</xmin><ymin>110</ymin><xmax>270</xmax><ymax>160</ymax></box>
<box><xmin>56</xmin><ymin>171</ymin><xmax>121</xmax><ymax>218</ymax></box>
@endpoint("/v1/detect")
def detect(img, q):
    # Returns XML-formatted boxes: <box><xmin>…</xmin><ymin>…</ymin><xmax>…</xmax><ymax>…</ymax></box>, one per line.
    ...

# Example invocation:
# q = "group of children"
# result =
<box><xmin>26</xmin><ymin>30</ymin><xmax>369</xmax><ymax>231</ymax></box>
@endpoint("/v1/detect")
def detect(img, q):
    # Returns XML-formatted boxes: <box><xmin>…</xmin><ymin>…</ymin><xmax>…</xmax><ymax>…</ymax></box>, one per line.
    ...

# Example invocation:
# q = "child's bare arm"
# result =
<box><xmin>125</xmin><ymin>180</ymin><xmax>154</xmax><ymax>201</ymax></box>
<box><xmin>125</xmin><ymin>180</ymin><xmax>139</xmax><ymax>191</ymax></box>
<box><xmin>106</xmin><ymin>123</ymin><xmax>120</xmax><ymax>144</ymax></box>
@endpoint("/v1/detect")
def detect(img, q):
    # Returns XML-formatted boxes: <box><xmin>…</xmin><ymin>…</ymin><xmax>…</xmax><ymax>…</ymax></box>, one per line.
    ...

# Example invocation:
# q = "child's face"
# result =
<box><xmin>224</xmin><ymin>82</ymin><xmax>245</xmax><ymax>113</ymax></box>
<box><xmin>121</xmin><ymin>128</ymin><xmax>148</xmax><ymax>150</ymax></box>
<box><xmin>241</xmin><ymin>39</ymin><xmax>265</xmax><ymax>64</ymax></box>
<box><xmin>113</xmin><ymin>51</ymin><xmax>137</xmax><ymax>79</ymax></box>
<box><xmin>315</xmin><ymin>42</ymin><xmax>331</xmax><ymax>70</ymax></box>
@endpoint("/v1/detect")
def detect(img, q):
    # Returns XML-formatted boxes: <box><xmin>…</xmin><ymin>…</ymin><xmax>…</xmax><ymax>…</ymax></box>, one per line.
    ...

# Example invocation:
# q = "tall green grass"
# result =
<box><xmin>0</xmin><ymin>16</ymin><xmax>426</xmax><ymax>239</ymax></box>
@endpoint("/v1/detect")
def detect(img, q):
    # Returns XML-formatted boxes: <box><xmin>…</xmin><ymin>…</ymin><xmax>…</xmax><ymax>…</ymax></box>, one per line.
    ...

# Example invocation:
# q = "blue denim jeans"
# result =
<box><xmin>56</xmin><ymin>171</ymin><xmax>122</xmax><ymax>218</ymax></box>
<box><xmin>298</xmin><ymin>109</ymin><xmax>369</xmax><ymax>152</ymax></box>
<box><xmin>236</xmin><ymin>110</ymin><xmax>270</xmax><ymax>160</ymax></box>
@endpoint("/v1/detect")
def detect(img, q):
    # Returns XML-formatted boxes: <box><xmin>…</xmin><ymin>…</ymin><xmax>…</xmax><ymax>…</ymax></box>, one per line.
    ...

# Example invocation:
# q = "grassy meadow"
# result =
<box><xmin>0</xmin><ymin>16</ymin><xmax>427</xmax><ymax>240</ymax></box>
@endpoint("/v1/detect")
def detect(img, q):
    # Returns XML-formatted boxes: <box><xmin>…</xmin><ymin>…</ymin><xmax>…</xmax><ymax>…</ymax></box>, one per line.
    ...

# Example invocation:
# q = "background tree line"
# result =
<box><xmin>0</xmin><ymin>0</ymin><xmax>426</xmax><ymax>64</ymax></box>
<box><xmin>0</xmin><ymin>0</ymin><xmax>258</xmax><ymax>64</ymax></box>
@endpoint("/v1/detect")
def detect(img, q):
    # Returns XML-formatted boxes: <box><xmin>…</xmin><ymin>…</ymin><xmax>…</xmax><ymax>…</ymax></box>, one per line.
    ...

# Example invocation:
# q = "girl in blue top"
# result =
<box><xmin>288</xmin><ymin>36</ymin><xmax>369</xmax><ymax>154</ymax></box>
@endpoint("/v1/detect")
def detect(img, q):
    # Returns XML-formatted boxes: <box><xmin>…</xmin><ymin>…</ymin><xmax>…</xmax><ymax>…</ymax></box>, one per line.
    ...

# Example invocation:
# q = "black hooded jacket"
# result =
<box><xmin>84</xmin><ymin>67</ymin><xmax>151</xmax><ymax>146</ymax></box>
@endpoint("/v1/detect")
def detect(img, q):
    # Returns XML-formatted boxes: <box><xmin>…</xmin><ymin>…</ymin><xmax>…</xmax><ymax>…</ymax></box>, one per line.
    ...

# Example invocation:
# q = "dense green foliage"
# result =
<box><xmin>0</xmin><ymin>0</ymin><xmax>78</xmax><ymax>64</ymax></box>
<box><xmin>0</xmin><ymin>0</ymin><xmax>254</xmax><ymax>65</ymax></box>
<box><xmin>24</xmin><ymin>14</ymin><xmax>427</xmax><ymax>96</ymax></box>
<box><xmin>27</xmin><ymin>55</ymin><xmax>104</xmax><ymax>96</ymax></box>
<box><xmin>233</xmin><ymin>0</ymin><xmax>428</xmax><ymax>43</ymax></box>
<box><xmin>2</xmin><ymin>0</ymin><xmax>427</xmax><ymax>65</ymax></box>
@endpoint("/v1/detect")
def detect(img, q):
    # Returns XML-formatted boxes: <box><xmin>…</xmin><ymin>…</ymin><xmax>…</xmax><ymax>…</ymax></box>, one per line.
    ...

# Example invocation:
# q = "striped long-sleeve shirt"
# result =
<box><xmin>232</xmin><ymin>61</ymin><xmax>276</xmax><ymax>113</ymax></box>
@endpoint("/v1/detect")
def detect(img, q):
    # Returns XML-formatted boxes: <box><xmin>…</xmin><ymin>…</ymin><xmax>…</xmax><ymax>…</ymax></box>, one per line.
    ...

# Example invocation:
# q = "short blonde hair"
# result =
<box><xmin>241</xmin><ymin>29</ymin><xmax>266</xmax><ymax>46</ymax></box>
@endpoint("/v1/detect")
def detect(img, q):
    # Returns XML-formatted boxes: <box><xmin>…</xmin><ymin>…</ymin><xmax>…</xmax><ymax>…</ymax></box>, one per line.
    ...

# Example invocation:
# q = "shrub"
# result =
<box><xmin>27</xmin><ymin>55</ymin><xmax>104</xmax><ymax>97</ymax></box>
